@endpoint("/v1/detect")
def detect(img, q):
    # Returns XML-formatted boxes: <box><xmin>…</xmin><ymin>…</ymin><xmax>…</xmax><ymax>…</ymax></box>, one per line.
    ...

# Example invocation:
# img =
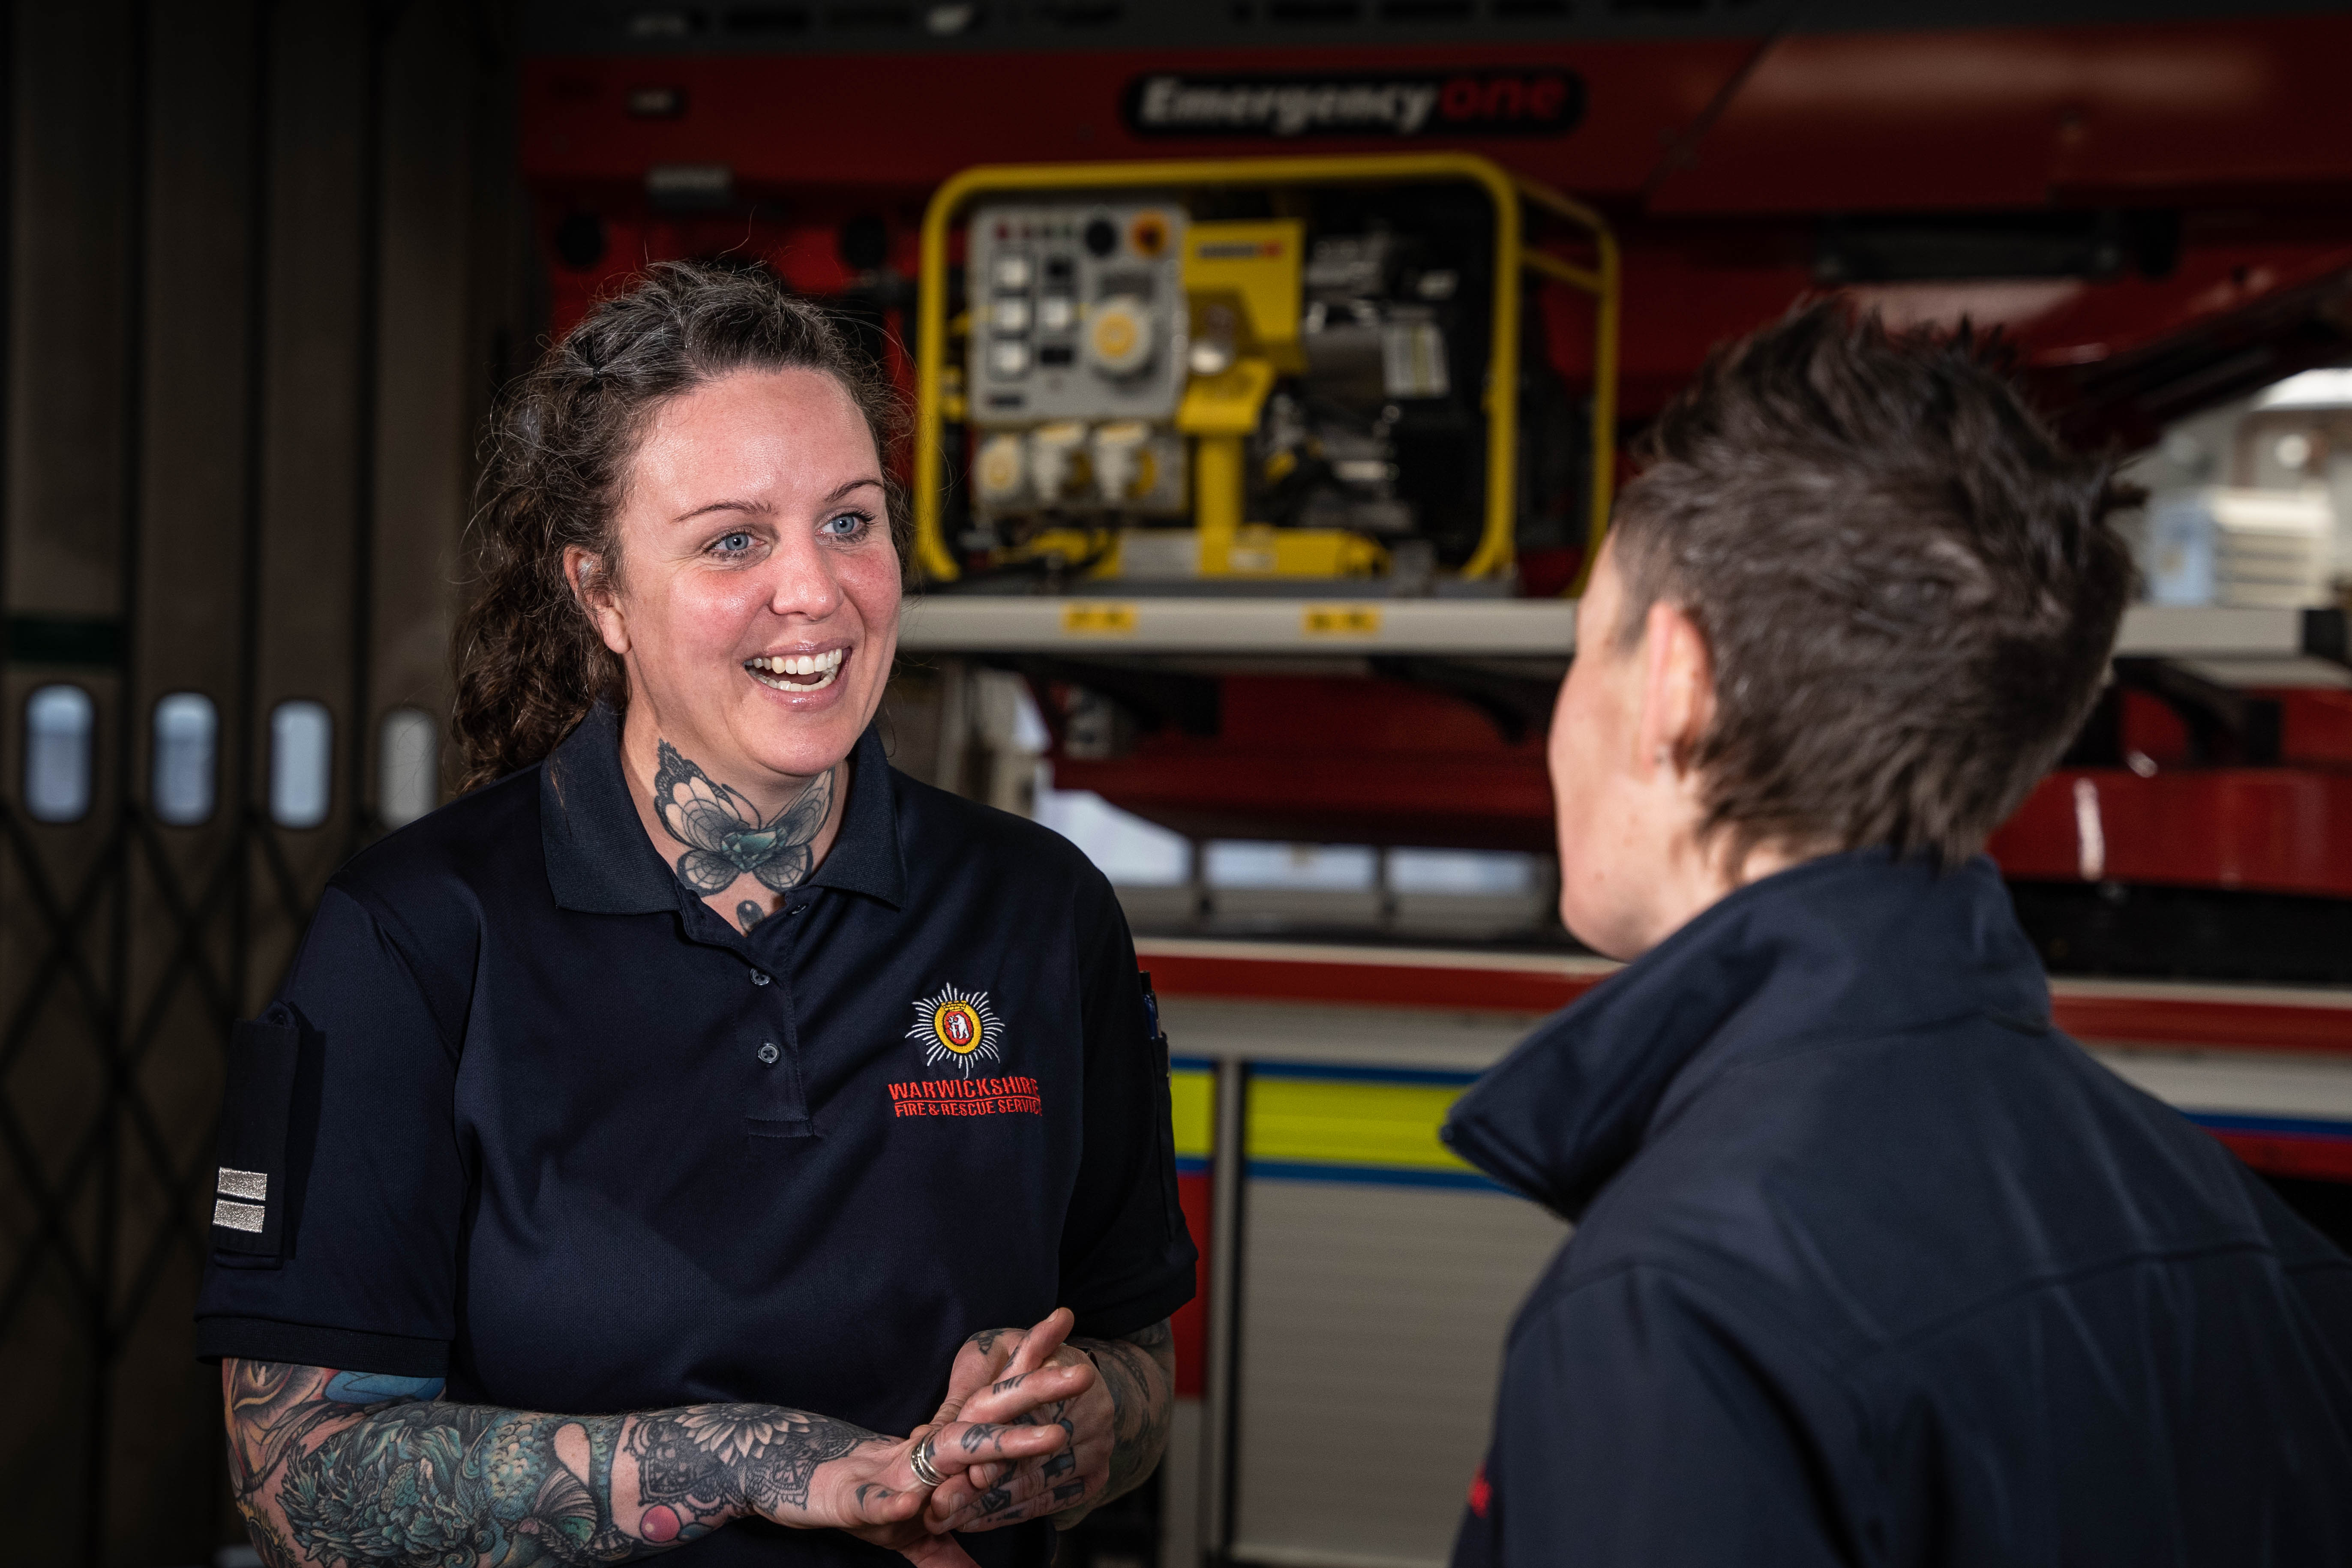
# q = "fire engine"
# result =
<box><xmin>521</xmin><ymin>6</ymin><xmax>2352</xmax><ymax>1564</ymax></box>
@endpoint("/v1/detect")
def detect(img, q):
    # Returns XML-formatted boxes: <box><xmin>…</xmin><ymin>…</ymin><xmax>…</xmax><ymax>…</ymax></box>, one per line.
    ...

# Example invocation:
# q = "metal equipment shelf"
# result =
<box><xmin>897</xmin><ymin>597</ymin><xmax>2349</xmax><ymax>667</ymax></box>
<box><xmin>898</xmin><ymin>594</ymin><xmax>1575</xmax><ymax>655</ymax></box>
<box><xmin>2114</xmin><ymin>605</ymin><xmax>2339</xmax><ymax>658</ymax></box>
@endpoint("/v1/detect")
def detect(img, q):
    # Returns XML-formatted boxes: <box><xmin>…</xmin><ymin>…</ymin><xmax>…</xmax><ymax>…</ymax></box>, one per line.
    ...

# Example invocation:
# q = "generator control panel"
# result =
<box><xmin>966</xmin><ymin>202</ymin><xmax>1188</xmax><ymax>428</ymax></box>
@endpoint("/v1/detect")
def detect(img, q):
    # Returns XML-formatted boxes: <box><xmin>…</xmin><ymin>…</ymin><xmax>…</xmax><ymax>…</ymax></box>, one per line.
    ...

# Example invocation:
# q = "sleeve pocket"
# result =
<box><xmin>210</xmin><ymin>1004</ymin><xmax>301</xmax><ymax>1258</ymax></box>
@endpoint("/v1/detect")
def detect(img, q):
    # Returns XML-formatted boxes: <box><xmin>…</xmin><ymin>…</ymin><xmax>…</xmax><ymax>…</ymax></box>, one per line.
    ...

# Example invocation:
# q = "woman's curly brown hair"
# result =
<box><xmin>451</xmin><ymin>261</ymin><xmax>907</xmax><ymax>791</ymax></box>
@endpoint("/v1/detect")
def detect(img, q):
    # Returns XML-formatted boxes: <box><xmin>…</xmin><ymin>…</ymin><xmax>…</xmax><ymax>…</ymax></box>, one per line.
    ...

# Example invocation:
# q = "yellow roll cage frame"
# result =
<box><xmin>912</xmin><ymin>152</ymin><xmax>1619</xmax><ymax>592</ymax></box>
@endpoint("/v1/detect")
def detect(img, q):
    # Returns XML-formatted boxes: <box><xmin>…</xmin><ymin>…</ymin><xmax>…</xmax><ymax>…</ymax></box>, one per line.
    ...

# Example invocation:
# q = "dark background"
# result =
<box><xmin>0</xmin><ymin>4</ymin><xmax>530</xmax><ymax>1563</ymax></box>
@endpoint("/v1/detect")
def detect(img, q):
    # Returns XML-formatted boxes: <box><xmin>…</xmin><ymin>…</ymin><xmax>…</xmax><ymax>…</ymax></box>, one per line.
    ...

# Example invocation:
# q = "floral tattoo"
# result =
<box><xmin>224</xmin><ymin>1360</ymin><xmax>880</xmax><ymax>1566</ymax></box>
<box><xmin>652</xmin><ymin>741</ymin><xmax>834</xmax><ymax>917</ymax></box>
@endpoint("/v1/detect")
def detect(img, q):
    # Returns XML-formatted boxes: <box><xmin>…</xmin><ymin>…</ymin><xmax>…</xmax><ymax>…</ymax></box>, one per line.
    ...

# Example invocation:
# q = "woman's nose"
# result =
<box><xmin>762</xmin><ymin>531</ymin><xmax>843</xmax><ymax>620</ymax></box>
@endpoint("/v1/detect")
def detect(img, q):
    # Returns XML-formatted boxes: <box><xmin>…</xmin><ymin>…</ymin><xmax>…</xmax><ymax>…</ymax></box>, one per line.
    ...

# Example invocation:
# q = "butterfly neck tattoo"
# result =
<box><xmin>651</xmin><ymin>740</ymin><xmax>837</xmax><ymax>932</ymax></box>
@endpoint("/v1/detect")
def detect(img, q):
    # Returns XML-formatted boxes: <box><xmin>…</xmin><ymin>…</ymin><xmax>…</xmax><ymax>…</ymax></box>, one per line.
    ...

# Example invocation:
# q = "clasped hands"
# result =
<box><xmin>803</xmin><ymin>1307</ymin><xmax>1115</xmax><ymax>1568</ymax></box>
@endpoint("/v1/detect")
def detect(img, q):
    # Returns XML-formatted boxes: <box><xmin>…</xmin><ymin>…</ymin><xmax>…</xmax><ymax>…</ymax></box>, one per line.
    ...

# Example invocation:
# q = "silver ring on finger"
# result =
<box><xmin>909</xmin><ymin>1435</ymin><xmax>945</xmax><ymax>1489</ymax></box>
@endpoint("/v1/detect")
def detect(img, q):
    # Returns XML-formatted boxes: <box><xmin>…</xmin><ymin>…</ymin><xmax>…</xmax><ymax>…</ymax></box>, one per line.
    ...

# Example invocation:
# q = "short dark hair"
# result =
<box><xmin>1607</xmin><ymin>301</ymin><xmax>2133</xmax><ymax>869</ymax></box>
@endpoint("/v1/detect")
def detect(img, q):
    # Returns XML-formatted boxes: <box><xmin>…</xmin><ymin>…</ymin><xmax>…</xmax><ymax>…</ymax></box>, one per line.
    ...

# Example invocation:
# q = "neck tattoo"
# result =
<box><xmin>652</xmin><ymin>741</ymin><xmax>835</xmax><ymax>930</ymax></box>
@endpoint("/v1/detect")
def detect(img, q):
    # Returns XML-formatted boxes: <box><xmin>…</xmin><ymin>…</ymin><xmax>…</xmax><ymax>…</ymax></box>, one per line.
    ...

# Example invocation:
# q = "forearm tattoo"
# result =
<box><xmin>1073</xmin><ymin>1319</ymin><xmax>1176</xmax><ymax>1505</ymax></box>
<box><xmin>625</xmin><ymin>1405</ymin><xmax>867</xmax><ymax>1521</ymax></box>
<box><xmin>652</xmin><ymin>741</ymin><xmax>834</xmax><ymax>929</ymax></box>
<box><xmin>223</xmin><ymin>1360</ymin><xmax>877</xmax><ymax>1567</ymax></box>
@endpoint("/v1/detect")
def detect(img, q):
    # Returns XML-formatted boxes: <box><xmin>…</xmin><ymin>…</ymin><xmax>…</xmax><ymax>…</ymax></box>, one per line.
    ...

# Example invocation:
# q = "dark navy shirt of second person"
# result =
<box><xmin>194</xmin><ymin>700</ymin><xmax>1198</xmax><ymax>1568</ymax></box>
<box><xmin>1443</xmin><ymin>851</ymin><xmax>2352</xmax><ymax>1567</ymax></box>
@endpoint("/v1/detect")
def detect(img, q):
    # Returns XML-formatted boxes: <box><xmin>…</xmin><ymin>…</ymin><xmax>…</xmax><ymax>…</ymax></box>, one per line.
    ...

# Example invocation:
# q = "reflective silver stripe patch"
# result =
<box><xmin>216</xmin><ymin>1167</ymin><xmax>268</xmax><ymax>1202</ymax></box>
<box><xmin>213</xmin><ymin>1198</ymin><xmax>266</xmax><ymax>1233</ymax></box>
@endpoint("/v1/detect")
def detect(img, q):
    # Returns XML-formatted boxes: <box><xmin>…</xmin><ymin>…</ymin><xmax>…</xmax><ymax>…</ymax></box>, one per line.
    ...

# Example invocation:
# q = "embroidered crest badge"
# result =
<box><xmin>908</xmin><ymin>983</ymin><xmax>1003</xmax><ymax>1076</ymax></box>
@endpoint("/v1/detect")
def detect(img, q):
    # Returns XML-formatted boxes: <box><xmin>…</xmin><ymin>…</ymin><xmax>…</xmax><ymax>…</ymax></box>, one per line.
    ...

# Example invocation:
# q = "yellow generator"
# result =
<box><xmin>912</xmin><ymin>155</ymin><xmax>1618</xmax><ymax>594</ymax></box>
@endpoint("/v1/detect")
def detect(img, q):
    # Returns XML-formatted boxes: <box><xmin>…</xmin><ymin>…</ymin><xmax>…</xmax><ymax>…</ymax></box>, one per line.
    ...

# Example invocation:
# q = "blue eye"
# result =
<box><xmin>822</xmin><ymin>510</ymin><xmax>876</xmax><ymax>539</ymax></box>
<box><xmin>714</xmin><ymin>531</ymin><xmax>755</xmax><ymax>555</ymax></box>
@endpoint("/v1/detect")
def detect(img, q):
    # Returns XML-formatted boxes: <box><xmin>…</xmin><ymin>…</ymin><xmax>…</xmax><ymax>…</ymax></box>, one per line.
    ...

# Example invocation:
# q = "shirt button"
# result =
<box><xmin>749</xmin><ymin>970</ymin><xmax>770</xmax><ymax>986</ymax></box>
<box><xmin>757</xmin><ymin>1042</ymin><xmax>780</xmax><ymax>1065</ymax></box>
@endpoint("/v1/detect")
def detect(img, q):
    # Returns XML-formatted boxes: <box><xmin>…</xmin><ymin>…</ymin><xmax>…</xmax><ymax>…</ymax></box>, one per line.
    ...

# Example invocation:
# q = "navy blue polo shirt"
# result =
<box><xmin>195</xmin><ymin>701</ymin><xmax>1196</xmax><ymax>1568</ymax></box>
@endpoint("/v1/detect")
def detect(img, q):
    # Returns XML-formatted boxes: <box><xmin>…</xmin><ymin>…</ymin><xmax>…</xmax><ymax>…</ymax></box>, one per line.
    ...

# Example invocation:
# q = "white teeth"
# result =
<box><xmin>749</xmin><ymin>665</ymin><xmax>840</xmax><ymax>693</ymax></box>
<box><xmin>748</xmin><ymin>649</ymin><xmax>844</xmax><ymax>675</ymax></box>
<box><xmin>746</xmin><ymin>648</ymin><xmax>846</xmax><ymax>692</ymax></box>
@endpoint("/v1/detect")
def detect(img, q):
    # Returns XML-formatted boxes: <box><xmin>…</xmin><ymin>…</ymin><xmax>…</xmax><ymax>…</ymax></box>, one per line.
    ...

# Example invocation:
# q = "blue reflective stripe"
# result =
<box><xmin>1249</xmin><ymin>1158</ymin><xmax>1509</xmax><ymax>1193</ymax></box>
<box><xmin>2186</xmin><ymin>1111</ymin><xmax>2352</xmax><ymax>1141</ymax></box>
<box><xmin>1249</xmin><ymin>1061</ymin><xmax>1484</xmax><ymax>1088</ymax></box>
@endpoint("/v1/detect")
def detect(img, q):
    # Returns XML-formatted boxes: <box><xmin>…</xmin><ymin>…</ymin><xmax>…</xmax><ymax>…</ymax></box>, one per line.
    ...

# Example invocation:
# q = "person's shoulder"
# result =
<box><xmin>1555</xmin><ymin>1011</ymin><xmax>2272</xmax><ymax>1356</ymax></box>
<box><xmin>1567</xmin><ymin>1018</ymin><xmax>1986</xmax><ymax>1251</ymax></box>
<box><xmin>326</xmin><ymin>762</ymin><xmax>547</xmax><ymax>930</ymax></box>
<box><xmin>270</xmin><ymin>765</ymin><xmax>546</xmax><ymax>1034</ymax></box>
<box><xmin>890</xmin><ymin>764</ymin><xmax>1113</xmax><ymax>898</ymax></box>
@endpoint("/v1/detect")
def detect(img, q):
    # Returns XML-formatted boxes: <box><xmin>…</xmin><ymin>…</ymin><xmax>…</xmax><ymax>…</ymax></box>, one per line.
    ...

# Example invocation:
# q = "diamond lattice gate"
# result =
<box><xmin>0</xmin><ymin>4</ymin><xmax>521</xmax><ymax>1564</ymax></box>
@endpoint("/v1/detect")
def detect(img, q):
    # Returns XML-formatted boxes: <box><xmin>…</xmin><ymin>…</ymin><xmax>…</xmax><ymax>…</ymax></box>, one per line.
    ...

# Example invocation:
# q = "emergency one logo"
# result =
<box><xmin>909</xmin><ymin>983</ymin><xmax>1003</xmax><ymax>1076</ymax></box>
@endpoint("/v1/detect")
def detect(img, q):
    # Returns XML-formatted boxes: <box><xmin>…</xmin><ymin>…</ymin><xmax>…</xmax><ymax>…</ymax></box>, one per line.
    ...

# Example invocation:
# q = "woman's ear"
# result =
<box><xmin>564</xmin><ymin>546</ymin><xmax>631</xmax><ymax>657</ymax></box>
<box><xmin>1635</xmin><ymin>598</ymin><xmax>1716</xmax><ymax>780</ymax></box>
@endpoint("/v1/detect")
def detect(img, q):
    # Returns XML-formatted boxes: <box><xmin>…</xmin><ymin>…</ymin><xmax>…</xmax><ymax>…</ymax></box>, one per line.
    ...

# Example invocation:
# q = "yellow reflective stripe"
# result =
<box><xmin>1246</xmin><ymin>1078</ymin><xmax>1476</xmax><ymax>1173</ymax></box>
<box><xmin>1171</xmin><ymin>1068</ymin><xmax>1215</xmax><ymax>1160</ymax></box>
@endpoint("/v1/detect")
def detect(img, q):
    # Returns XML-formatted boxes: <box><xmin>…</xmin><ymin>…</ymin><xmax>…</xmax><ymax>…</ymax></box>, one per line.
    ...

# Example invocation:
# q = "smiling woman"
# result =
<box><xmin>455</xmin><ymin>266</ymin><xmax>907</xmax><ymax>784</ymax></box>
<box><xmin>453</xmin><ymin>268</ymin><xmax>914</xmax><ymax>933</ymax></box>
<box><xmin>569</xmin><ymin>361</ymin><xmax>900</xmax><ymax>930</ymax></box>
<box><xmin>195</xmin><ymin>264</ymin><xmax>1195</xmax><ymax>1568</ymax></box>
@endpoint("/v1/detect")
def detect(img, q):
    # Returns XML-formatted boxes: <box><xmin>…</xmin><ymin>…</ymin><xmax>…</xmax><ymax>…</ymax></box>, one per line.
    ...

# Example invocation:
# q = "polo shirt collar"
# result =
<box><xmin>541</xmin><ymin>700</ymin><xmax>905</xmax><ymax>916</ymax></box>
<box><xmin>806</xmin><ymin>723</ymin><xmax>906</xmax><ymax>907</ymax></box>
<box><xmin>1440</xmin><ymin>850</ymin><xmax>2050</xmax><ymax>1220</ymax></box>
